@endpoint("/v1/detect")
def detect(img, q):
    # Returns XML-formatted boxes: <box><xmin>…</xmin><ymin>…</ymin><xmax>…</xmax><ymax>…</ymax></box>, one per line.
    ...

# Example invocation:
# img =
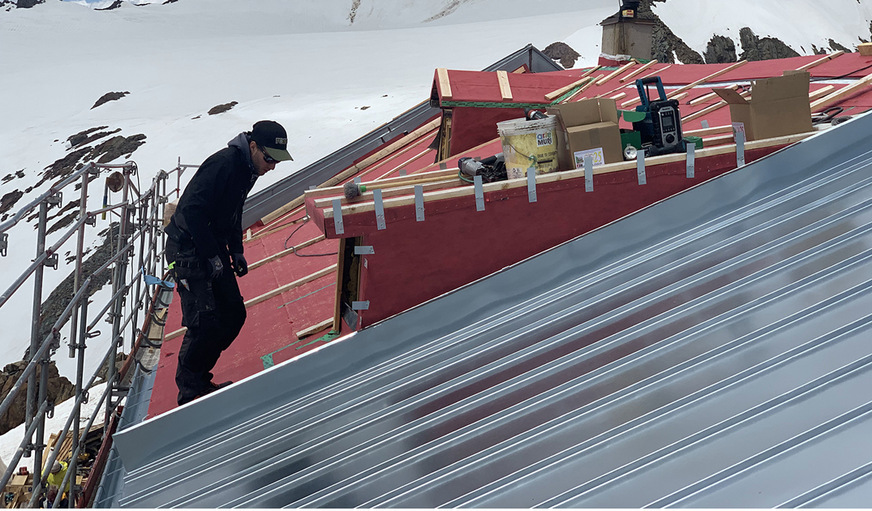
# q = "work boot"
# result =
<box><xmin>206</xmin><ymin>380</ymin><xmax>233</xmax><ymax>391</ymax></box>
<box><xmin>178</xmin><ymin>381</ymin><xmax>232</xmax><ymax>406</ymax></box>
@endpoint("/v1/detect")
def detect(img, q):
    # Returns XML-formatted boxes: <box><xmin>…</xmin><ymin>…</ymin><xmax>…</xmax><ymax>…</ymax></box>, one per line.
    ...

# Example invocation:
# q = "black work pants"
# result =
<box><xmin>169</xmin><ymin>247</ymin><xmax>246</xmax><ymax>405</ymax></box>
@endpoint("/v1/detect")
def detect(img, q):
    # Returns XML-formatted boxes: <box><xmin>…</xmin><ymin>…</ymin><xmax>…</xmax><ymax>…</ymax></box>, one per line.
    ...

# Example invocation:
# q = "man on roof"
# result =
<box><xmin>165</xmin><ymin>120</ymin><xmax>293</xmax><ymax>406</ymax></box>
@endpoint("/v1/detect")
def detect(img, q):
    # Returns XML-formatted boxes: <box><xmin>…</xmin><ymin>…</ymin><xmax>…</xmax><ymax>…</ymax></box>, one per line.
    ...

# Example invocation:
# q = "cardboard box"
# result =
<box><xmin>713</xmin><ymin>71</ymin><xmax>812</xmax><ymax>141</ymax></box>
<box><xmin>859</xmin><ymin>43</ymin><xmax>872</xmax><ymax>56</ymax></box>
<box><xmin>547</xmin><ymin>98</ymin><xmax>624</xmax><ymax>170</ymax></box>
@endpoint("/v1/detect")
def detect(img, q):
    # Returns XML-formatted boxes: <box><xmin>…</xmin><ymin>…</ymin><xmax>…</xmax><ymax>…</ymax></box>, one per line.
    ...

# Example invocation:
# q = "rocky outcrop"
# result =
<box><xmin>704</xmin><ymin>35</ymin><xmax>737</xmax><ymax>64</ymax></box>
<box><xmin>543</xmin><ymin>42</ymin><xmax>581</xmax><ymax>69</ymax></box>
<box><xmin>35</xmin><ymin>130</ymin><xmax>147</xmax><ymax>190</ymax></box>
<box><xmin>14</xmin><ymin>0</ymin><xmax>43</xmax><ymax>8</ymax></box>
<box><xmin>738</xmin><ymin>27</ymin><xmax>800</xmax><ymax>61</ymax></box>
<box><xmin>208</xmin><ymin>101</ymin><xmax>238</xmax><ymax>115</ymax></box>
<box><xmin>96</xmin><ymin>0</ymin><xmax>124</xmax><ymax>11</ymax></box>
<box><xmin>92</xmin><ymin>91</ymin><xmax>130</xmax><ymax>109</ymax></box>
<box><xmin>650</xmin><ymin>19</ymin><xmax>704</xmax><ymax>64</ymax></box>
<box><xmin>0</xmin><ymin>360</ymin><xmax>75</xmax><ymax>436</ymax></box>
<box><xmin>827</xmin><ymin>38</ymin><xmax>852</xmax><ymax>53</ymax></box>
<box><xmin>640</xmin><ymin>0</ymin><xmax>704</xmax><ymax>64</ymax></box>
<box><xmin>0</xmin><ymin>189</ymin><xmax>24</xmax><ymax>216</ymax></box>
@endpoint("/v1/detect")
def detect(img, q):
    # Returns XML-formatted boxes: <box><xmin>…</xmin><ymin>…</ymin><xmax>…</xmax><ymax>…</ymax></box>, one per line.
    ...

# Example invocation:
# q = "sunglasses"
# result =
<box><xmin>258</xmin><ymin>144</ymin><xmax>279</xmax><ymax>164</ymax></box>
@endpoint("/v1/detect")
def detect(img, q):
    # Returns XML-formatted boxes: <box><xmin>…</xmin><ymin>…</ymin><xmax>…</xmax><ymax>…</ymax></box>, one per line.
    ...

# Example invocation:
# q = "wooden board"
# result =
<box><xmin>809</xmin><ymin>71</ymin><xmax>872</xmax><ymax>112</ymax></box>
<box><xmin>323</xmin><ymin>132</ymin><xmax>813</xmax><ymax>219</ymax></box>
<box><xmin>797</xmin><ymin>51</ymin><xmax>845</xmax><ymax>70</ymax></box>
<box><xmin>595</xmin><ymin>60</ymin><xmax>636</xmax><ymax>87</ymax></box>
<box><xmin>619</xmin><ymin>59</ymin><xmax>659</xmax><ymax>83</ymax></box>
<box><xmin>497</xmin><ymin>70</ymin><xmax>512</xmax><ymax>101</ymax></box>
<box><xmin>436</xmin><ymin>68</ymin><xmax>453</xmax><ymax>99</ymax></box>
<box><xmin>544</xmin><ymin>76</ymin><xmax>592</xmax><ymax>101</ymax></box>
<box><xmin>296</xmin><ymin>318</ymin><xmax>333</xmax><ymax>339</ymax></box>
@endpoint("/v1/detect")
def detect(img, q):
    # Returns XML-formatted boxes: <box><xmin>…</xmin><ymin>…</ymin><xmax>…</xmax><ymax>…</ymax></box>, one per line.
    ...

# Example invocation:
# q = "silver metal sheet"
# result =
<box><xmin>109</xmin><ymin>112</ymin><xmax>872</xmax><ymax>508</ymax></box>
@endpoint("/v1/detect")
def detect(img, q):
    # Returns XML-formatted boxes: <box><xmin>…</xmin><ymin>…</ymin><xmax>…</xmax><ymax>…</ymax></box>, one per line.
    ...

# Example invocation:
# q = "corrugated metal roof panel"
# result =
<box><xmin>112</xmin><ymin>112</ymin><xmax>872</xmax><ymax>507</ymax></box>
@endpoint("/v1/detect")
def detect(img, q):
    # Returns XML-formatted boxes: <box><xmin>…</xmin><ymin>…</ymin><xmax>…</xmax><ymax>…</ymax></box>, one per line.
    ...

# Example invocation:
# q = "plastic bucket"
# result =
<box><xmin>497</xmin><ymin>116</ymin><xmax>560</xmax><ymax>179</ymax></box>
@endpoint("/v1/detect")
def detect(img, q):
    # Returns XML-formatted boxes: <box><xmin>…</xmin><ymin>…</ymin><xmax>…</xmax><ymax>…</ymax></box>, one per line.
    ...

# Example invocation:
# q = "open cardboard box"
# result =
<box><xmin>713</xmin><ymin>71</ymin><xmax>812</xmax><ymax>141</ymax></box>
<box><xmin>547</xmin><ymin>98</ymin><xmax>624</xmax><ymax>170</ymax></box>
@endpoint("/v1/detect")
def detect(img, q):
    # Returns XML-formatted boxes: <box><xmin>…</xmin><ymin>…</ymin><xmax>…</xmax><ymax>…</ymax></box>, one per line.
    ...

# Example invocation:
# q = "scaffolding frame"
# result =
<box><xmin>0</xmin><ymin>159</ymin><xmax>183</xmax><ymax>508</ymax></box>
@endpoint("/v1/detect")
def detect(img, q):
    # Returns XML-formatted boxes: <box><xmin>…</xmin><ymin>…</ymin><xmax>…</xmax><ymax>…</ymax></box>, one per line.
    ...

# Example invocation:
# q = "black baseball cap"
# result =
<box><xmin>250</xmin><ymin>120</ymin><xmax>293</xmax><ymax>162</ymax></box>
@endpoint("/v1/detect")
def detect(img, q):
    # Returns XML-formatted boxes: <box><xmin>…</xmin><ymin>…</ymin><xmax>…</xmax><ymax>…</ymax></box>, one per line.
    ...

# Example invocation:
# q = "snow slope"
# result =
<box><xmin>1</xmin><ymin>0</ymin><xmax>871</xmax><ymax>470</ymax></box>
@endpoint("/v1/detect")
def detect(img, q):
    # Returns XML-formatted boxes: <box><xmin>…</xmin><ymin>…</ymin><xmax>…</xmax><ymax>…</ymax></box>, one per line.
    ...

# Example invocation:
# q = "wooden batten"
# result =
<box><xmin>545</xmin><ymin>76</ymin><xmax>592</xmax><ymax>101</ymax></box>
<box><xmin>321</xmin><ymin>132</ymin><xmax>812</xmax><ymax>220</ymax></box>
<box><xmin>296</xmin><ymin>318</ymin><xmax>334</xmax><ymax>339</ymax></box>
<box><xmin>595</xmin><ymin>60</ymin><xmax>637</xmax><ymax>87</ymax></box>
<box><xmin>809</xmin><ymin>85</ymin><xmax>835</xmax><ymax>101</ymax></box>
<box><xmin>496</xmin><ymin>70</ymin><xmax>513</xmax><ymax>101</ymax></box>
<box><xmin>809</xmin><ymin>71</ymin><xmax>872</xmax><ymax>112</ymax></box>
<box><xmin>437</xmin><ymin>68</ymin><xmax>453</xmax><ymax>99</ymax></box>
<box><xmin>797</xmin><ymin>51</ymin><xmax>845</xmax><ymax>71</ymax></box>
<box><xmin>619</xmin><ymin>59</ymin><xmax>659</xmax><ymax>83</ymax></box>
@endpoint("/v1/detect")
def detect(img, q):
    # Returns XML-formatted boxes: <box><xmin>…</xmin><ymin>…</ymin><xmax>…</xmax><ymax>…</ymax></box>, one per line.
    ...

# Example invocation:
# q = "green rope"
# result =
<box><xmin>296</xmin><ymin>330</ymin><xmax>340</xmax><ymax>350</ymax></box>
<box><xmin>260</xmin><ymin>329</ymin><xmax>340</xmax><ymax>369</ymax></box>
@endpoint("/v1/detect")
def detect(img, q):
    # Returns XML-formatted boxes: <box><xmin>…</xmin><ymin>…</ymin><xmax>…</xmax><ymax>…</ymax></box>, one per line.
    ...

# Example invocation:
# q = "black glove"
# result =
<box><xmin>231</xmin><ymin>252</ymin><xmax>248</xmax><ymax>277</ymax></box>
<box><xmin>207</xmin><ymin>255</ymin><xmax>224</xmax><ymax>280</ymax></box>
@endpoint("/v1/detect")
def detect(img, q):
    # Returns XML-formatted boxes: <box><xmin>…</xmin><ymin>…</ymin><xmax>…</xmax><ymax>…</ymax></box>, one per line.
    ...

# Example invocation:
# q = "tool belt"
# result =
<box><xmin>171</xmin><ymin>259</ymin><xmax>204</xmax><ymax>269</ymax></box>
<box><xmin>165</xmin><ymin>235</ymin><xmax>208</xmax><ymax>281</ymax></box>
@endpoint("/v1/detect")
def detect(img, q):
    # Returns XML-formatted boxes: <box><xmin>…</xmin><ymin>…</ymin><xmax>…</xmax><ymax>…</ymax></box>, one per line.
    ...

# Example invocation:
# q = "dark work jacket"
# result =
<box><xmin>166</xmin><ymin>133</ymin><xmax>258</xmax><ymax>261</ymax></box>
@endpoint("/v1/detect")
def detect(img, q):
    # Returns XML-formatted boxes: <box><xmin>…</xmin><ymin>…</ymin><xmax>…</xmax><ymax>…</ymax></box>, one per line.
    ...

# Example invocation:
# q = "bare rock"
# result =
<box><xmin>704</xmin><ymin>35</ymin><xmax>737</xmax><ymax>64</ymax></box>
<box><xmin>543</xmin><ymin>42</ymin><xmax>581</xmax><ymax>69</ymax></box>
<box><xmin>93</xmin><ymin>134</ymin><xmax>147</xmax><ymax>163</ymax></box>
<box><xmin>0</xmin><ymin>360</ymin><xmax>75</xmax><ymax>436</ymax></box>
<box><xmin>0</xmin><ymin>189</ymin><xmax>24</xmax><ymax>215</ymax></box>
<box><xmin>208</xmin><ymin>101</ymin><xmax>238</xmax><ymax>115</ymax></box>
<box><xmin>96</xmin><ymin>0</ymin><xmax>123</xmax><ymax>11</ymax></box>
<box><xmin>92</xmin><ymin>92</ymin><xmax>130</xmax><ymax>110</ymax></box>
<box><xmin>739</xmin><ymin>27</ymin><xmax>799</xmax><ymax>61</ymax></box>
<box><xmin>638</xmin><ymin>0</ymin><xmax>703</xmax><ymax>64</ymax></box>
<box><xmin>828</xmin><ymin>38</ymin><xmax>852</xmax><ymax>53</ymax></box>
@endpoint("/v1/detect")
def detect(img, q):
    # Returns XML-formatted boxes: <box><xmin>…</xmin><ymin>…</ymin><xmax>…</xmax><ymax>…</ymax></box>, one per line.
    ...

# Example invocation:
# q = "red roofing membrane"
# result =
<box><xmin>148</xmin><ymin>51</ymin><xmax>872</xmax><ymax>417</ymax></box>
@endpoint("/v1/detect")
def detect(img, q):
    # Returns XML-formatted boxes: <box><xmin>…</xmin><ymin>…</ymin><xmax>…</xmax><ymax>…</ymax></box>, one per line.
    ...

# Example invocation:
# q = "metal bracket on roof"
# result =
<box><xmin>415</xmin><ymin>185</ymin><xmax>425</xmax><ymax>221</ymax></box>
<box><xmin>351</xmin><ymin>300</ymin><xmax>370</xmax><ymax>311</ymax></box>
<box><xmin>439</xmin><ymin>162</ymin><xmax>447</xmax><ymax>170</ymax></box>
<box><xmin>399</xmin><ymin>169</ymin><xmax>407</xmax><ymax>177</ymax></box>
<box><xmin>637</xmin><ymin>150</ymin><xmax>647</xmax><ymax>185</ymax></box>
<box><xmin>0</xmin><ymin>232</ymin><xmax>7</xmax><ymax>257</ymax></box>
<box><xmin>373</xmin><ymin>189</ymin><xmax>386</xmax><ymax>230</ymax></box>
<box><xmin>686</xmin><ymin>143</ymin><xmax>696</xmax><ymax>179</ymax></box>
<box><xmin>701</xmin><ymin>120</ymin><xmax>710</xmax><ymax>129</ymax></box>
<box><xmin>474</xmin><ymin>175</ymin><xmax>485</xmax><ymax>211</ymax></box>
<box><xmin>527</xmin><ymin>169</ymin><xmax>537</xmax><ymax>203</ymax></box>
<box><xmin>584</xmin><ymin>155</ymin><xmax>594</xmax><ymax>192</ymax></box>
<box><xmin>332</xmin><ymin>199</ymin><xmax>344</xmax><ymax>235</ymax></box>
<box><xmin>354</xmin><ymin>246</ymin><xmax>374</xmax><ymax>255</ymax></box>
<box><xmin>353</xmin><ymin>176</ymin><xmax>361</xmax><ymax>185</ymax></box>
<box><xmin>734</xmin><ymin>123</ymin><xmax>746</xmax><ymax>166</ymax></box>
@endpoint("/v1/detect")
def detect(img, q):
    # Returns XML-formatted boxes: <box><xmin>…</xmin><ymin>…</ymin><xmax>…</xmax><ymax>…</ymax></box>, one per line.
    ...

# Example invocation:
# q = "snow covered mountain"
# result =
<box><xmin>1</xmin><ymin>0</ymin><xmax>870</xmax><ymax>384</ymax></box>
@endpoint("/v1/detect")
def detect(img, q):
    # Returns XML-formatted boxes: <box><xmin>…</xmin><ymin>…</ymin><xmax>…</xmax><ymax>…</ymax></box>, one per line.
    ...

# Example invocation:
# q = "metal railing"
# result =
<box><xmin>0</xmin><ymin>160</ymin><xmax>183</xmax><ymax>507</ymax></box>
